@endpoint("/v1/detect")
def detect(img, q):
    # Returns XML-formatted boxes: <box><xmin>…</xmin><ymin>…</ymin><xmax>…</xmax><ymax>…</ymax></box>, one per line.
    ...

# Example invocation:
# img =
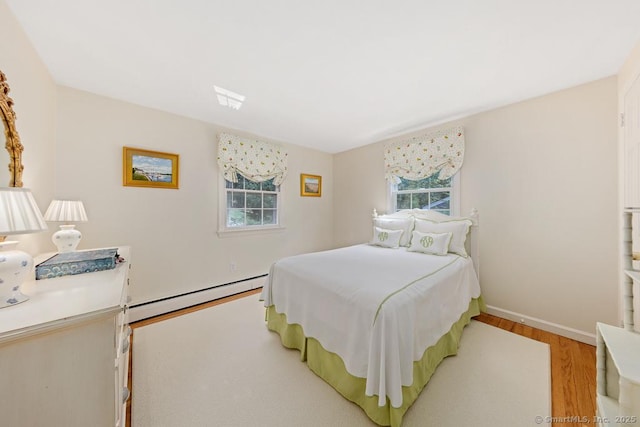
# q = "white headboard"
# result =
<box><xmin>372</xmin><ymin>208</ymin><xmax>480</xmax><ymax>280</ymax></box>
<box><xmin>468</xmin><ymin>208</ymin><xmax>480</xmax><ymax>279</ymax></box>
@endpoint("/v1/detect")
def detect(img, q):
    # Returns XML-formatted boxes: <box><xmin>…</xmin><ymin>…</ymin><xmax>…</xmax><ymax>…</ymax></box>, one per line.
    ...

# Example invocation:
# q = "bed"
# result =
<box><xmin>260</xmin><ymin>209</ymin><xmax>484</xmax><ymax>427</ymax></box>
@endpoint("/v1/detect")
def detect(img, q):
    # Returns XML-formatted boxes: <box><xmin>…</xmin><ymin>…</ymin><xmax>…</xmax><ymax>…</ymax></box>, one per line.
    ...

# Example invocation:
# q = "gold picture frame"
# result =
<box><xmin>300</xmin><ymin>173</ymin><xmax>321</xmax><ymax>197</ymax></box>
<box><xmin>123</xmin><ymin>147</ymin><xmax>179</xmax><ymax>189</ymax></box>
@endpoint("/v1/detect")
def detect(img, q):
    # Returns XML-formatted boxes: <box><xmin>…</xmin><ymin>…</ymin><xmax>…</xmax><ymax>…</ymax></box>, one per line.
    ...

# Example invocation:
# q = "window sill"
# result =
<box><xmin>217</xmin><ymin>225</ymin><xmax>286</xmax><ymax>238</ymax></box>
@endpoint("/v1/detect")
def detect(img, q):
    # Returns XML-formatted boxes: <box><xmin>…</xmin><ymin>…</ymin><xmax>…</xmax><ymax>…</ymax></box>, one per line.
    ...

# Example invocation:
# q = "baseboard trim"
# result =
<box><xmin>485</xmin><ymin>305</ymin><xmax>596</xmax><ymax>346</ymax></box>
<box><xmin>129</xmin><ymin>275</ymin><xmax>267</xmax><ymax>323</ymax></box>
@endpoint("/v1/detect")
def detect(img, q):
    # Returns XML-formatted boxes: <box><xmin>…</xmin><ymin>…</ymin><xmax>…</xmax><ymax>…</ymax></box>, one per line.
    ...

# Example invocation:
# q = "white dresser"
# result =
<box><xmin>0</xmin><ymin>246</ymin><xmax>131</xmax><ymax>427</ymax></box>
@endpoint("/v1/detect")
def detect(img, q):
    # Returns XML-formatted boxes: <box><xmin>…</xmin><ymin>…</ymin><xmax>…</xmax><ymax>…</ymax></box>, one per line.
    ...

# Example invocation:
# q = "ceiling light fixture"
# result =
<box><xmin>214</xmin><ymin>85</ymin><xmax>245</xmax><ymax>110</ymax></box>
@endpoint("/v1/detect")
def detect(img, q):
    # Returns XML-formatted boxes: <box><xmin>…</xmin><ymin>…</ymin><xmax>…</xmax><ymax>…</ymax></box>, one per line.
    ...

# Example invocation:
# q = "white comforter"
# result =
<box><xmin>261</xmin><ymin>244</ymin><xmax>481</xmax><ymax>408</ymax></box>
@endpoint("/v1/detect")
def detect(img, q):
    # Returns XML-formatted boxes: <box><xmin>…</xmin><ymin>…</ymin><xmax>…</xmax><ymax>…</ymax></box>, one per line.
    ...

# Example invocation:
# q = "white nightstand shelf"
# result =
<box><xmin>596</xmin><ymin>322</ymin><xmax>640</xmax><ymax>426</ymax></box>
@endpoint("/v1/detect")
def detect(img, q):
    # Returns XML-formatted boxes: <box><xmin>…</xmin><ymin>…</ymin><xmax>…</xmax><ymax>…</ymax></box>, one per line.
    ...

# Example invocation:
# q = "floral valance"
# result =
<box><xmin>217</xmin><ymin>133</ymin><xmax>288</xmax><ymax>185</ymax></box>
<box><xmin>384</xmin><ymin>126</ymin><xmax>465</xmax><ymax>183</ymax></box>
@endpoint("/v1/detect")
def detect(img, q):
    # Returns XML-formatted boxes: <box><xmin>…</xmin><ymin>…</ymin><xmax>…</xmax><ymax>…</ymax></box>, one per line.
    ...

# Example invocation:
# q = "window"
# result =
<box><xmin>390</xmin><ymin>173</ymin><xmax>459</xmax><ymax>215</ymax></box>
<box><xmin>224</xmin><ymin>173</ymin><xmax>280</xmax><ymax>229</ymax></box>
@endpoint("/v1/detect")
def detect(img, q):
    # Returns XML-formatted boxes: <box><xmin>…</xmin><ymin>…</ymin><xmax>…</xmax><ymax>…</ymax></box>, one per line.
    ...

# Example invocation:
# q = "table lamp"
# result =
<box><xmin>0</xmin><ymin>187</ymin><xmax>47</xmax><ymax>308</ymax></box>
<box><xmin>43</xmin><ymin>200</ymin><xmax>88</xmax><ymax>253</ymax></box>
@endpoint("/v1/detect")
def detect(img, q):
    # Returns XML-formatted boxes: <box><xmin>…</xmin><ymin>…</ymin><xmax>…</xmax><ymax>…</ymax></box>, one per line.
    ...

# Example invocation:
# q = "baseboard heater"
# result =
<box><xmin>128</xmin><ymin>274</ymin><xmax>267</xmax><ymax>323</ymax></box>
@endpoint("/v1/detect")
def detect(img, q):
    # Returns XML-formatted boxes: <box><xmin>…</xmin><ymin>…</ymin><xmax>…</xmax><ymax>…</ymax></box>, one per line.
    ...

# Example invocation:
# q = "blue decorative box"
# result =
<box><xmin>35</xmin><ymin>248</ymin><xmax>119</xmax><ymax>280</ymax></box>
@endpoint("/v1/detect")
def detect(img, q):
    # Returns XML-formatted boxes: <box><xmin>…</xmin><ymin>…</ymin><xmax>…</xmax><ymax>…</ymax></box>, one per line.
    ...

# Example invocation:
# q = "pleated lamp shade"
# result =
<box><xmin>44</xmin><ymin>200</ymin><xmax>88</xmax><ymax>222</ymax></box>
<box><xmin>0</xmin><ymin>187</ymin><xmax>48</xmax><ymax>235</ymax></box>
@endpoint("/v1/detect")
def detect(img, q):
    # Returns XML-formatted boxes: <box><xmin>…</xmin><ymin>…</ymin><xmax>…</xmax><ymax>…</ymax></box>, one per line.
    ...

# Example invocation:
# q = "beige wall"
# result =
<box><xmin>55</xmin><ymin>87</ymin><xmax>333</xmax><ymax>305</ymax></box>
<box><xmin>334</xmin><ymin>77</ymin><xmax>619</xmax><ymax>336</ymax></box>
<box><xmin>0</xmin><ymin>0</ymin><xmax>55</xmax><ymax>254</ymax></box>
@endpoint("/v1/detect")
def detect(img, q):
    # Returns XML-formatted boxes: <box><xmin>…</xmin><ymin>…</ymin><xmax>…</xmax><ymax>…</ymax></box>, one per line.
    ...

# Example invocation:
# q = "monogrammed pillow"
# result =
<box><xmin>370</xmin><ymin>226</ymin><xmax>404</xmax><ymax>249</ymax></box>
<box><xmin>407</xmin><ymin>230</ymin><xmax>453</xmax><ymax>256</ymax></box>
<box><xmin>414</xmin><ymin>219</ymin><xmax>471</xmax><ymax>257</ymax></box>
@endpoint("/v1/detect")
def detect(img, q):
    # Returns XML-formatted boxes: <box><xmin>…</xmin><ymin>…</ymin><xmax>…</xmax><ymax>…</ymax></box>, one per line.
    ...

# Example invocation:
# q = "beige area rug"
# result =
<box><xmin>132</xmin><ymin>295</ymin><xmax>550</xmax><ymax>427</ymax></box>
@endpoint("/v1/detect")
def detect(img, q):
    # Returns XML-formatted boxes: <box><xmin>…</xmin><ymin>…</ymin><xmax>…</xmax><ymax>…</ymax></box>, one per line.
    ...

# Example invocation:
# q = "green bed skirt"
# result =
<box><xmin>265</xmin><ymin>296</ymin><xmax>485</xmax><ymax>427</ymax></box>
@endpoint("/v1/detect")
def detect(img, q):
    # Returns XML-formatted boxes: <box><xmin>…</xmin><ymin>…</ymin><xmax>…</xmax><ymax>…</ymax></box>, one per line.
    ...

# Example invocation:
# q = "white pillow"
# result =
<box><xmin>408</xmin><ymin>230</ymin><xmax>452</xmax><ymax>255</ymax></box>
<box><xmin>370</xmin><ymin>227</ymin><xmax>403</xmax><ymax>248</ymax></box>
<box><xmin>414</xmin><ymin>219</ymin><xmax>471</xmax><ymax>257</ymax></box>
<box><xmin>373</xmin><ymin>217</ymin><xmax>414</xmax><ymax>246</ymax></box>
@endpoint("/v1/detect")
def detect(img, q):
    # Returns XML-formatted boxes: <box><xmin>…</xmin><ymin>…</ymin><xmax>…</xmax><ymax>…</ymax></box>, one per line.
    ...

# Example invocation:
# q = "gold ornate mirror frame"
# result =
<box><xmin>0</xmin><ymin>70</ymin><xmax>24</xmax><ymax>187</ymax></box>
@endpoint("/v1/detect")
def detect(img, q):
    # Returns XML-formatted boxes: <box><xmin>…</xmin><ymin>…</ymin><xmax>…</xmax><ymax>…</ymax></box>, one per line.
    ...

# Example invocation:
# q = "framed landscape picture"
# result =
<box><xmin>300</xmin><ymin>173</ymin><xmax>321</xmax><ymax>197</ymax></box>
<box><xmin>123</xmin><ymin>147</ymin><xmax>179</xmax><ymax>189</ymax></box>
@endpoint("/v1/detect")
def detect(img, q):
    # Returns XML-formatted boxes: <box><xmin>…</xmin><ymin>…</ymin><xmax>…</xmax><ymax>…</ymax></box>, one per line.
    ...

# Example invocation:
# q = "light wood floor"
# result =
<box><xmin>127</xmin><ymin>289</ymin><xmax>596</xmax><ymax>427</ymax></box>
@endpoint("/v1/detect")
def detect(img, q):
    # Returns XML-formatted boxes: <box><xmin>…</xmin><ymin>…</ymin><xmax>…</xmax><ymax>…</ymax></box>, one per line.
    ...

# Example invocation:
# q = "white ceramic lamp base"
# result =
<box><xmin>0</xmin><ymin>241</ymin><xmax>33</xmax><ymax>308</ymax></box>
<box><xmin>52</xmin><ymin>224</ymin><xmax>82</xmax><ymax>253</ymax></box>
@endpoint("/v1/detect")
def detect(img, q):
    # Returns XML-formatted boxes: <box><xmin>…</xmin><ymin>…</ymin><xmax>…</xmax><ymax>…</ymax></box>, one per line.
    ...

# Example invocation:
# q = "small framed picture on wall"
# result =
<box><xmin>123</xmin><ymin>147</ymin><xmax>179</xmax><ymax>189</ymax></box>
<box><xmin>300</xmin><ymin>173</ymin><xmax>321</xmax><ymax>197</ymax></box>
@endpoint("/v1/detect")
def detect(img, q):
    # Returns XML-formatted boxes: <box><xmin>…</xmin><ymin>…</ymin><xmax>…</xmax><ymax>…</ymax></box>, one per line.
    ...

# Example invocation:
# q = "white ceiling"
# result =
<box><xmin>6</xmin><ymin>1</ymin><xmax>640</xmax><ymax>153</ymax></box>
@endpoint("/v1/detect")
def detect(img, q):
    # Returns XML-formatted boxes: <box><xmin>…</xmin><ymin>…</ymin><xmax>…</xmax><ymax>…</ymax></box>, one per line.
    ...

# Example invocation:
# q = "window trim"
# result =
<box><xmin>387</xmin><ymin>172</ymin><xmax>461</xmax><ymax>215</ymax></box>
<box><xmin>217</xmin><ymin>172</ymin><xmax>286</xmax><ymax>237</ymax></box>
